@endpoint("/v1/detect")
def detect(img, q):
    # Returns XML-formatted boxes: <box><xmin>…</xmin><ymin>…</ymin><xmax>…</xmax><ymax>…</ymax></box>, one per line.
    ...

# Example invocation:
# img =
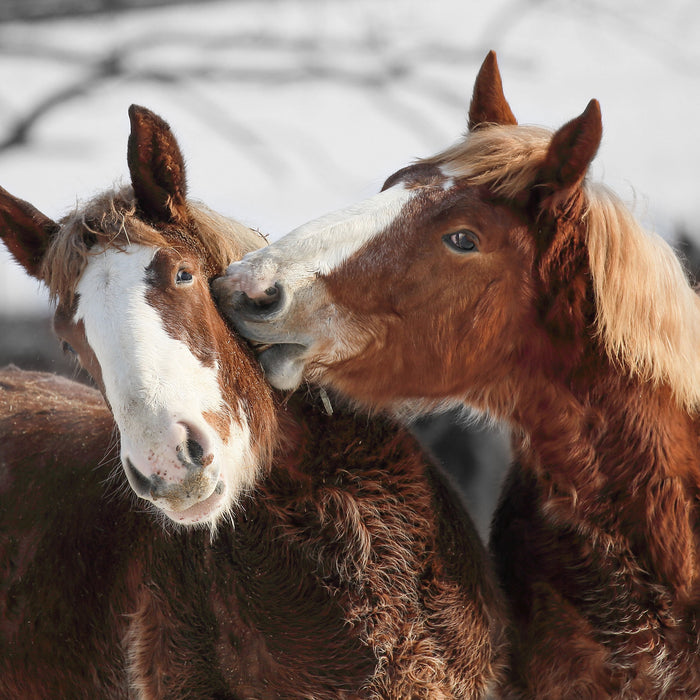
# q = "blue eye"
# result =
<box><xmin>176</xmin><ymin>269</ymin><xmax>194</xmax><ymax>285</ymax></box>
<box><xmin>443</xmin><ymin>230</ymin><xmax>478</xmax><ymax>253</ymax></box>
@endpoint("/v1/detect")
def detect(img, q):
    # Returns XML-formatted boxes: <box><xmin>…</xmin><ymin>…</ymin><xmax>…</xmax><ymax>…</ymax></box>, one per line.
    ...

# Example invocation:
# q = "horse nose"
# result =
<box><xmin>124</xmin><ymin>451</ymin><xmax>217</xmax><ymax>505</ymax></box>
<box><xmin>123</xmin><ymin>421</ymin><xmax>216</xmax><ymax>501</ymax></box>
<box><xmin>213</xmin><ymin>277</ymin><xmax>284</xmax><ymax>319</ymax></box>
<box><xmin>125</xmin><ymin>458</ymin><xmax>154</xmax><ymax>499</ymax></box>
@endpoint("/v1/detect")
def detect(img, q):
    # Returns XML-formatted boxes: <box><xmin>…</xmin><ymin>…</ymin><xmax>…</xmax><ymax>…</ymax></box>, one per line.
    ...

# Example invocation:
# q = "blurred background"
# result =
<box><xmin>0</xmin><ymin>0</ymin><xmax>698</xmax><ymax>537</ymax></box>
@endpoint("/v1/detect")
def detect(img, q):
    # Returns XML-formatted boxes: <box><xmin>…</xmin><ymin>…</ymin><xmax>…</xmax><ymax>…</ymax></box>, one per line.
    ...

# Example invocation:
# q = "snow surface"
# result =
<box><xmin>0</xmin><ymin>0</ymin><xmax>698</xmax><ymax>315</ymax></box>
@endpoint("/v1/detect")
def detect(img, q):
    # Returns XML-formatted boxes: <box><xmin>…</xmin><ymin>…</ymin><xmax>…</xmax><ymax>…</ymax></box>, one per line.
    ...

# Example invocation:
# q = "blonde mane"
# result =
<box><xmin>585</xmin><ymin>186</ymin><xmax>700</xmax><ymax>412</ymax></box>
<box><xmin>425</xmin><ymin>125</ymin><xmax>700</xmax><ymax>412</ymax></box>
<box><xmin>42</xmin><ymin>186</ymin><xmax>266</xmax><ymax>307</ymax></box>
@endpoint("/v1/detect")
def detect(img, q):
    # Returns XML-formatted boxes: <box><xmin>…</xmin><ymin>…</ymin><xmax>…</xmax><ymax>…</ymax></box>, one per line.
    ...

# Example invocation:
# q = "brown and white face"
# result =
<box><xmin>0</xmin><ymin>106</ymin><xmax>275</xmax><ymax>529</ymax></box>
<box><xmin>56</xmin><ymin>242</ymin><xmax>266</xmax><ymax>527</ymax></box>
<box><xmin>213</xmin><ymin>51</ymin><xmax>603</xmax><ymax>415</ymax></box>
<box><xmin>213</xmin><ymin>166</ymin><xmax>532</xmax><ymax>410</ymax></box>
<box><xmin>212</xmin><ymin>52</ymin><xmax>528</xmax><ymax>410</ymax></box>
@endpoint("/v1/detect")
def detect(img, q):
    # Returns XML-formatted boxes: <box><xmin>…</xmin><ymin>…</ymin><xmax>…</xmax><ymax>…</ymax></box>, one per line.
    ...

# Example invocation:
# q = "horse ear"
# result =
<box><xmin>468</xmin><ymin>51</ymin><xmax>517</xmax><ymax>131</ymax></box>
<box><xmin>0</xmin><ymin>186</ymin><xmax>59</xmax><ymax>279</ymax></box>
<box><xmin>127</xmin><ymin>104</ymin><xmax>188</xmax><ymax>224</ymax></box>
<box><xmin>536</xmin><ymin>99</ymin><xmax>602</xmax><ymax>201</ymax></box>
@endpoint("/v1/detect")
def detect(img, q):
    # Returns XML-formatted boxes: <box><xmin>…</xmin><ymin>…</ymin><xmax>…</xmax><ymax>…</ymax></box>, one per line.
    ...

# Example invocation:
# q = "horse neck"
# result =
<box><xmin>500</xmin><ymin>199</ymin><xmax>700</xmax><ymax>520</ymax></box>
<box><xmin>510</xmin><ymin>357</ymin><xmax>700</xmax><ymax>593</ymax></box>
<box><xmin>518</xmin><ymin>365</ymin><xmax>695</xmax><ymax>472</ymax></box>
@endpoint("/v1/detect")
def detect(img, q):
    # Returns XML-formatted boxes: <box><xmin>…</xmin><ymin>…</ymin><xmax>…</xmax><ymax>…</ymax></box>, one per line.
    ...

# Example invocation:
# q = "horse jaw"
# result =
<box><xmin>75</xmin><ymin>244</ymin><xmax>258</xmax><ymax>526</ymax></box>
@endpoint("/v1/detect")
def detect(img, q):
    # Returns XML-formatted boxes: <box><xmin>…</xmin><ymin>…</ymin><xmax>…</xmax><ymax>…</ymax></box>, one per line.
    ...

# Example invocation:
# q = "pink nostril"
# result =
<box><xmin>212</xmin><ymin>266</ymin><xmax>284</xmax><ymax>317</ymax></box>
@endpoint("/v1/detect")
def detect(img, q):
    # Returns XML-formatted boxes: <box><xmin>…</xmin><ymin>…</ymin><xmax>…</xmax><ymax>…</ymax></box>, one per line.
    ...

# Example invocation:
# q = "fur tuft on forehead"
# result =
<box><xmin>423</xmin><ymin>124</ymin><xmax>552</xmax><ymax>198</ymax></box>
<box><xmin>42</xmin><ymin>186</ymin><xmax>266</xmax><ymax>308</ymax></box>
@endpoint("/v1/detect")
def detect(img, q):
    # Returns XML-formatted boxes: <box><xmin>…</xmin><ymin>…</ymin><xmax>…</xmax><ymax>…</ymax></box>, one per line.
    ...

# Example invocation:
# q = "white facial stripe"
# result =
<box><xmin>253</xmin><ymin>183</ymin><xmax>415</xmax><ymax>276</ymax></box>
<box><xmin>75</xmin><ymin>244</ymin><xmax>224</xmax><ymax>449</ymax></box>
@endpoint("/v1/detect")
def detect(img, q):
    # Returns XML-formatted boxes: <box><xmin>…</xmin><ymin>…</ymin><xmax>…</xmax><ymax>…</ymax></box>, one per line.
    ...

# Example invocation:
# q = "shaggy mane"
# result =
<box><xmin>424</xmin><ymin>125</ymin><xmax>700</xmax><ymax>412</ymax></box>
<box><xmin>42</xmin><ymin>185</ymin><xmax>266</xmax><ymax>307</ymax></box>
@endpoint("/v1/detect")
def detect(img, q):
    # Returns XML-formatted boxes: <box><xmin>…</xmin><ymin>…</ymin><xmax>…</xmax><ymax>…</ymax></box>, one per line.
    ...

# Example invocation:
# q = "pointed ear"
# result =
<box><xmin>536</xmin><ymin>99</ymin><xmax>602</xmax><ymax>200</ymax></box>
<box><xmin>127</xmin><ymin>104</ymin><xmax>188</xmax><ymax>224</ymax></box>
<box><xmin>468</xmin><ymin>51</ymin><xmax>517</xmax><ymax>131</ymax></box>
<box><xmin>0</xmin><ymin>186</ymin><xmax>59</xmax><ymax>279</ymax></box>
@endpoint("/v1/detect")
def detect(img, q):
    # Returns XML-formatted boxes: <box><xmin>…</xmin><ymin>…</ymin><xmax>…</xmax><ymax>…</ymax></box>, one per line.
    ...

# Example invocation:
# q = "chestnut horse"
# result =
<box><xmin>0</xmin><ymin>107</ymin><xmax>507</xmax><ymax>697</ymax></box>
<box><xmin>215</xmin><ymin>52</ymin><xmax>700</xmax><ymax>698</ymax></box>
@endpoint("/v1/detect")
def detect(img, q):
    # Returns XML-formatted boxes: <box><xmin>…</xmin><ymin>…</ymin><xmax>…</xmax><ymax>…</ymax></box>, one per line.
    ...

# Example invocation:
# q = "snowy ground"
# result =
<box><xmin>0</xmin><ymin>0</ymin><xmax>698</xmax><ymax>316</ymax></box>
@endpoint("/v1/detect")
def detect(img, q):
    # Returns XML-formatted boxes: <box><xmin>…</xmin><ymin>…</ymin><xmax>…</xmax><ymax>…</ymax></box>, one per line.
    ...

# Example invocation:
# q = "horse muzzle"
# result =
<box><xmin>121</xmin><ymin>421</ymin><xmax>227</xmax><ymax>524</ymax></box>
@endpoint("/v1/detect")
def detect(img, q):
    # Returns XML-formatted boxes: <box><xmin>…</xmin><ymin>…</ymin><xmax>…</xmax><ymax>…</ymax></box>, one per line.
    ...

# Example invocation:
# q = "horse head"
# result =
<box><xmin>213</xmin><ymin>51</ymin><xmax>608</xmax><ymax>415</ymax></box>
<box><xmin>0</xmin><ymin>106</ymin><xmax>276</xmax><ymax>528</ymax></box>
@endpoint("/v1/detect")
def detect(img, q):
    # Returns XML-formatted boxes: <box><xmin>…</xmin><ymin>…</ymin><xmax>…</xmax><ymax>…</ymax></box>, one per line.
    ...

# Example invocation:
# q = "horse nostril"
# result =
<box><xmin>232</xmin><ymin>283</ymin><xmax>284</xmax><ymax>319</ymax></box>
<box><xmin>263</xmin><ymin>285</ymin><xmax>279</xmax><ymax>300</ymax></box>
<box><xmin>186</xmin><ymin>437</ymin><xmax>205</xmax><ymax>466</ymax></box>
<box><xmin>177</xmin><ymin>423</ymin><xmax>213</xmax><ymax>468</ymax></box>
<box><xmin>247</xmin><ymin>282</ymin><xmax>282</xmax><ymax>310</ymax></box>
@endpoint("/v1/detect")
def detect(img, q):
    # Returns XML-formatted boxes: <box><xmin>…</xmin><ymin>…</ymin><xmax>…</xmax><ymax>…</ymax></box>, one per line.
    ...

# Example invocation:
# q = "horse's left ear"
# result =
<box><xmin>0</xmin><ymin>186</ymin><xmax>59</xmax><ymax>280</ymax></box>
<box><xmin>127</xmin><ymin>104</ymin><xmax>188</xmax><ymax>224</ymax></box>
<box><xmin>468</xmin><ymin>51</ymin><xmax>518</xmax><ymax>131</ymax></box>
<box><xmin>535</xmin><ymin>99</ymin><xmax>602</xmax><ymax>204</ymax></box>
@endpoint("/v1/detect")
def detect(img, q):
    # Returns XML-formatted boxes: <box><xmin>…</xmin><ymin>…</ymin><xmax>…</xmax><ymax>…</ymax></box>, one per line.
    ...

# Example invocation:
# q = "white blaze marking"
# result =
<box><xmin>229</xmin><ymin>183</ymin><xmax>415</xmax><ymax>293</ymax></box>
<box><xmin>75</xmin><ymin>245</ymin><xmax>255</xmax><ymax>506</ymax></box>
<box><xmin>282</xmin><ymin>183</ymin><xmax>414</xmax><ymax>274</ymax></box>
<box><xmin>75</xmin><ymin>245</ymin><xmax>222</xmax><ymax>430</ymax></box>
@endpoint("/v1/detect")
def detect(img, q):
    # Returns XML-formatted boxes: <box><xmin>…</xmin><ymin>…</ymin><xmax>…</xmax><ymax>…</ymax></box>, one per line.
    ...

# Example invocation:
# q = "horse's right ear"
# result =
<box><xmin>468</xmin><ymin>51</ymin><xmax>518</xmax><ymax>131</ymax></box>
<box><xmin>127</xmin><ymin>104</ymin><xmax>188</xmax><ymax>224</ymax></box>
<box><xmin>0</xmin><ymin>186</ymin><xmax>59</xmax><ymax>280</ymax></box>
<box><xmin>535</xmin><ymin>99</ymin><xmax>602</xmax><ymax>205</ymax></box>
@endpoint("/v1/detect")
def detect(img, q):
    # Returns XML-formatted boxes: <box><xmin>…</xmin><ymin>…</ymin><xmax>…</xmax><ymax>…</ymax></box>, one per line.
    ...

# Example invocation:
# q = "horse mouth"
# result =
<box><xmin>159</xmin><ymin>479</ymin><xmax>227</xmax><ymax>525</ymax></box>
<box><xmin>249</xmin><ymin>340</ymin><xmax>303</xmax><ymax>355</ymax></box>
<box><xmin>255</xmin><ymin>343</ymin><xmax>307</xmax><ymax>390</ymax></box>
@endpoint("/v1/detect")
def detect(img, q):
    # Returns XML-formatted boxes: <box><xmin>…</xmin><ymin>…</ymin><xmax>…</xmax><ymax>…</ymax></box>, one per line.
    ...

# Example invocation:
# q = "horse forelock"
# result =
<box><xmin>42</xmin><ymin>188</ymin><xmax>144</xmax><ymax>308</ymax></box>
<box><xmin>426</xmin><ymin>125</ymin><xmax>700</xmax><ymax>412</ymax></box>
<box><xmin>187</xmin><ymin>201</ymin><xmax>268</xmax><ymax>272</ymax></box>
<box><xmin>422</xmin><ymin>124</ymin><xmax>552</xmax><ymax>199</ymax></box>
<box><xmin>42</xmin><ymin>186</ymin><xmax>267</xmax><ymax>309</ymax></box>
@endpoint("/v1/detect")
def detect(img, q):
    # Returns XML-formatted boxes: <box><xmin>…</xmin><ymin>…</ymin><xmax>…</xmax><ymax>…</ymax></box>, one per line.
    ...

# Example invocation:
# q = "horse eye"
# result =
<box><xmin>176</xmin><ymin>269</ymin><xmax>194</xmax><ymax>285</ymax></box>
<box><xmin>61</xmin><ymin>341</ymin><xmax>77</xmax><ymax>356</ymax></box>
<box><xmin>443</xmin><ymin>230</ymin><xmax>478</xmax><ymax>253</ymax></box>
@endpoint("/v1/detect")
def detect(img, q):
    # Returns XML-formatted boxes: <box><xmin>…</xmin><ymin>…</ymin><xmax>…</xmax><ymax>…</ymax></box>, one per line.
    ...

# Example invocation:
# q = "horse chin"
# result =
<box><xmin>158</xmin><ymin>480</ymin><xmax>228</xmax><ymax>526</ymax></box>
<box><xmin>258</xmin><ymin>344</ymin><xmax>307</xmax><ymax>390</ymax></box>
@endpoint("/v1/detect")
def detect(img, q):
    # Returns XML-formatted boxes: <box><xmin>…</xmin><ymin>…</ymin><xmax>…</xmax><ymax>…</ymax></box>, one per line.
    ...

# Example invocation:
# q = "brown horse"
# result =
<box><xmin>215</xmin><ymin>52</ymin><xmax>700</xmax><ymax>698</ymax></box>
<box><xmin>0</xmin><ymin>105</ymin><xmax>507</xmax><ymax>698</ymax></box>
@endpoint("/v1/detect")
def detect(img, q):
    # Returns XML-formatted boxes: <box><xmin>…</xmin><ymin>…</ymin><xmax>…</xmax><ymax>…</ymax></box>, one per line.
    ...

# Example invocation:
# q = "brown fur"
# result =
<box><xmin>0</xmin><ymin>366</ymin><xmax>506</xmax><ymax>699</ymax></box>
<box><xmin>218</xmin><ymin>54</ymin><xmax>700</xmax><ymax>697</ymax></box>
<box><xmin>0</xmin><ymin>105</ymin><xmax>508</xmax><ymax>697</ymax></box>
